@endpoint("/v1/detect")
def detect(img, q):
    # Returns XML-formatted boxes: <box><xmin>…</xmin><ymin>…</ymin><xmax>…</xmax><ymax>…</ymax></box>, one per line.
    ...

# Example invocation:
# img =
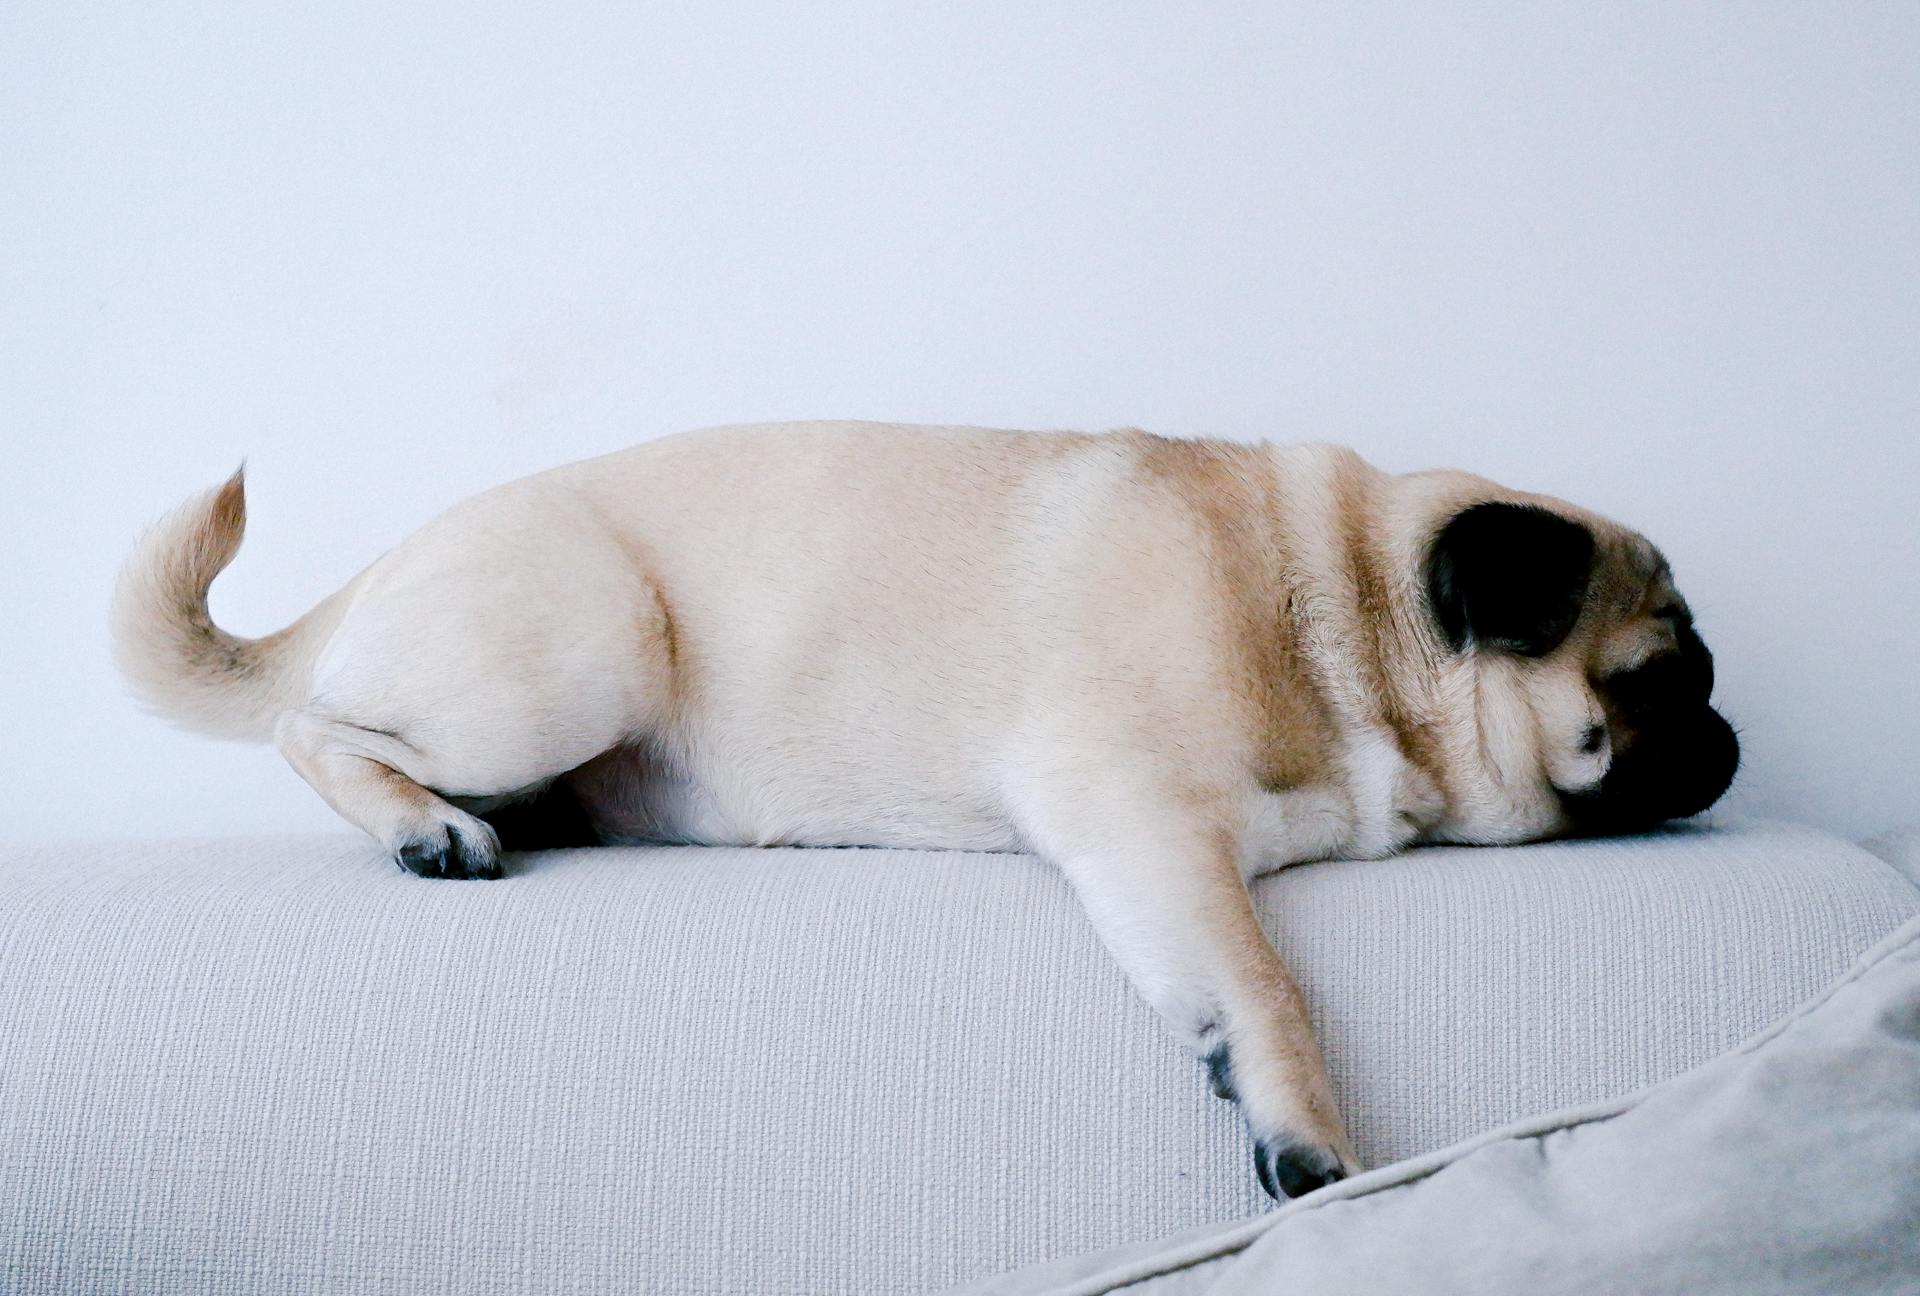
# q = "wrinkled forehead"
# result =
<box><xmin>1584</xmin><ymin>531</ymin><xmax>1687</xmax><ymax>673</ymax></box>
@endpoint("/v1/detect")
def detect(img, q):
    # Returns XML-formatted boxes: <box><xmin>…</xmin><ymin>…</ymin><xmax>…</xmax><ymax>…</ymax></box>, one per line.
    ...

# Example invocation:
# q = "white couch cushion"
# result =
<box><xmin>0</xmin><ymin>819</ymin><xmax>1912</xmax><ymax>1294</ymax></box>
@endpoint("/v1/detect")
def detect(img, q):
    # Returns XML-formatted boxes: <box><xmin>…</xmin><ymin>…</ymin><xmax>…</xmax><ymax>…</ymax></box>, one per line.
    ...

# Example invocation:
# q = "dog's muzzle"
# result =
<box><xmin>1559</xmin><ymin>705</ymin><xmax>1740</xmax><ymax>836</ymax></box>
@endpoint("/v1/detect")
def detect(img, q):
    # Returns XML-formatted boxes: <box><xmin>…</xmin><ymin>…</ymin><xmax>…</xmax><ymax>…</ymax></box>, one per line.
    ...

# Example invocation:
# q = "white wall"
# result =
<box><xmin>3</xmin><ymin>2</ymin><xmax>1916</xmax><ymax>845</ymax></box>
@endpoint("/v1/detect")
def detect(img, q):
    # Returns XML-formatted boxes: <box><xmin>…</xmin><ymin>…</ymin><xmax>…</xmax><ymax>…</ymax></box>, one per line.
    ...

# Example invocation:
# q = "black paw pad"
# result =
<box><xmin>394</xmin><ymin>832</ymin><xmax>501</xmax><ymax>880</ymax></box>
<box><xmin>1253</xmin><ymin>1136</ymin><xmax>1348</xmax><ymax>1201</ymax></box>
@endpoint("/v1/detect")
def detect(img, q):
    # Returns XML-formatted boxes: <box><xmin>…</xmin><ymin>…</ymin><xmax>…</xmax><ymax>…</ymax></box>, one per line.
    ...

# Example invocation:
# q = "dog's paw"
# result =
<box><xmin>1204</xmin><ymin>1038</ymin><xmax>1355</xmax><ymax>1198</ymax></box>
<box><xmin>393</xmin><ymin>820</ymin><xmax>502</xmax><ymax>880</ymax></box>
<box><xmin>1252</xmin><ymin>1134</ymin><xmax>1349</xmax><ymax>1201</ymax></box>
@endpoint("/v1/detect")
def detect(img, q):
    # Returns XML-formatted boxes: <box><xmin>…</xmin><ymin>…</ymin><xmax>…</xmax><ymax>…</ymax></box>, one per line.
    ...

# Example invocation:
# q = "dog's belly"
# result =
<box><xmin>566</xmin><ymin>738</ymin><xmax>1028</xmax><ymax>853</ymax></box>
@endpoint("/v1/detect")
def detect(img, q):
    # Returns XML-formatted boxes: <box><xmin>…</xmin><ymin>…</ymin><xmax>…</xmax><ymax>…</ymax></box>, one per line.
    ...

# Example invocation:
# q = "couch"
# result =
<box><xmin>1</xmin><ymin>817</ymin><xmax>1913</xmax><ymax>1293</ymax></box>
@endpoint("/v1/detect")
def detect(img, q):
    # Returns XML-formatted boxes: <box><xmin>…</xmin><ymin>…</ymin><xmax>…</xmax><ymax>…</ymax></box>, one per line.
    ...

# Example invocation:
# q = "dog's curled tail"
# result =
<box><xmin>112</xmin><ymin>468</ymin><xmax>351</xmax><ymax>742</ymax></box>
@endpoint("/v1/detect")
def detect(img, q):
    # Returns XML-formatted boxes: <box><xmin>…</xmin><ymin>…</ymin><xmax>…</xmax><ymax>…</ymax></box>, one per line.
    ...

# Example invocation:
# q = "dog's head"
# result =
<box><xmin>1425</xmin><ymin>498</ymin><xmax>1739</xmax><ymax>838</ymax></box>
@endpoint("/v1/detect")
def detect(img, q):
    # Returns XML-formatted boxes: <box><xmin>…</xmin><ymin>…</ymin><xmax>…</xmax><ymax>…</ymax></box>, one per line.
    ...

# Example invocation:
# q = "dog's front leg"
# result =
<box><xmin>1015</xmin><ymin>783</ymin><xmax>1358</xmax><ymax>1199</ymax></box>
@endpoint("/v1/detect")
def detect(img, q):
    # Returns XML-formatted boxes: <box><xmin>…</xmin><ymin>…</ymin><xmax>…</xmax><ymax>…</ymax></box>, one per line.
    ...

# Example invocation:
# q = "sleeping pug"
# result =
<box><xmin>112</xmin><ymin>421</ymin><xmax>1738</xmax><ymax>1200</ymax></box>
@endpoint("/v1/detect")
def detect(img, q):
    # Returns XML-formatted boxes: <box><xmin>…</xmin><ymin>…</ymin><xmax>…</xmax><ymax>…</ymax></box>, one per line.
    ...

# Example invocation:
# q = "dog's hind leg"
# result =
<box><xmin>270</xmin><ymin>490</ymin><xmax>678</xmax><ymax>875</ymax></box>
<box><xmin>276</xmin><ymin>710</ymin><xmax>508</xmax><ymax>878</ymax></box>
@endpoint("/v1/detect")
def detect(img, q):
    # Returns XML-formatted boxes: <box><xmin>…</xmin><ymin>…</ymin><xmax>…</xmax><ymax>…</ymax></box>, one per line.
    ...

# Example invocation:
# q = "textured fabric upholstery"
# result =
<box><xmin>0</xmin><ymin>820</ymin><xmax>1912</xmax><ymax>1294</ymax></box>
<box><xmin>956</xmin><ymin>911</ymin><xmax>1920</xmax><ymax>1295</ymax></box>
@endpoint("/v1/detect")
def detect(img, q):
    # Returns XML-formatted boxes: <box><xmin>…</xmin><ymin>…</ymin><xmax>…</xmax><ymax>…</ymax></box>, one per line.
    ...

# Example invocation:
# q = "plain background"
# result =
<box><xmin>2</xmin><ymin>2</ymin><xmax>1915</xmax><ymax>845</ymax></box>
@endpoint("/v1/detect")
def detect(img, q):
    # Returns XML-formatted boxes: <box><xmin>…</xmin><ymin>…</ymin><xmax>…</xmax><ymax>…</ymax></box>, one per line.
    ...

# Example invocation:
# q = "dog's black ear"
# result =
<box><xmin>1427</xmin><ymin>502</ymin><xmax>1595</xmax><ymax>656</ymax></box>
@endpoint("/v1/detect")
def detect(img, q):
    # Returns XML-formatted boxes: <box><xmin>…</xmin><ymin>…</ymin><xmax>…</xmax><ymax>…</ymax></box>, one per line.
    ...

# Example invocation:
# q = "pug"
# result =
<box><xmin>111</xmin><ymin>421</ymin><xmax>1738</xmax><ymax>1200</ymax></box>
